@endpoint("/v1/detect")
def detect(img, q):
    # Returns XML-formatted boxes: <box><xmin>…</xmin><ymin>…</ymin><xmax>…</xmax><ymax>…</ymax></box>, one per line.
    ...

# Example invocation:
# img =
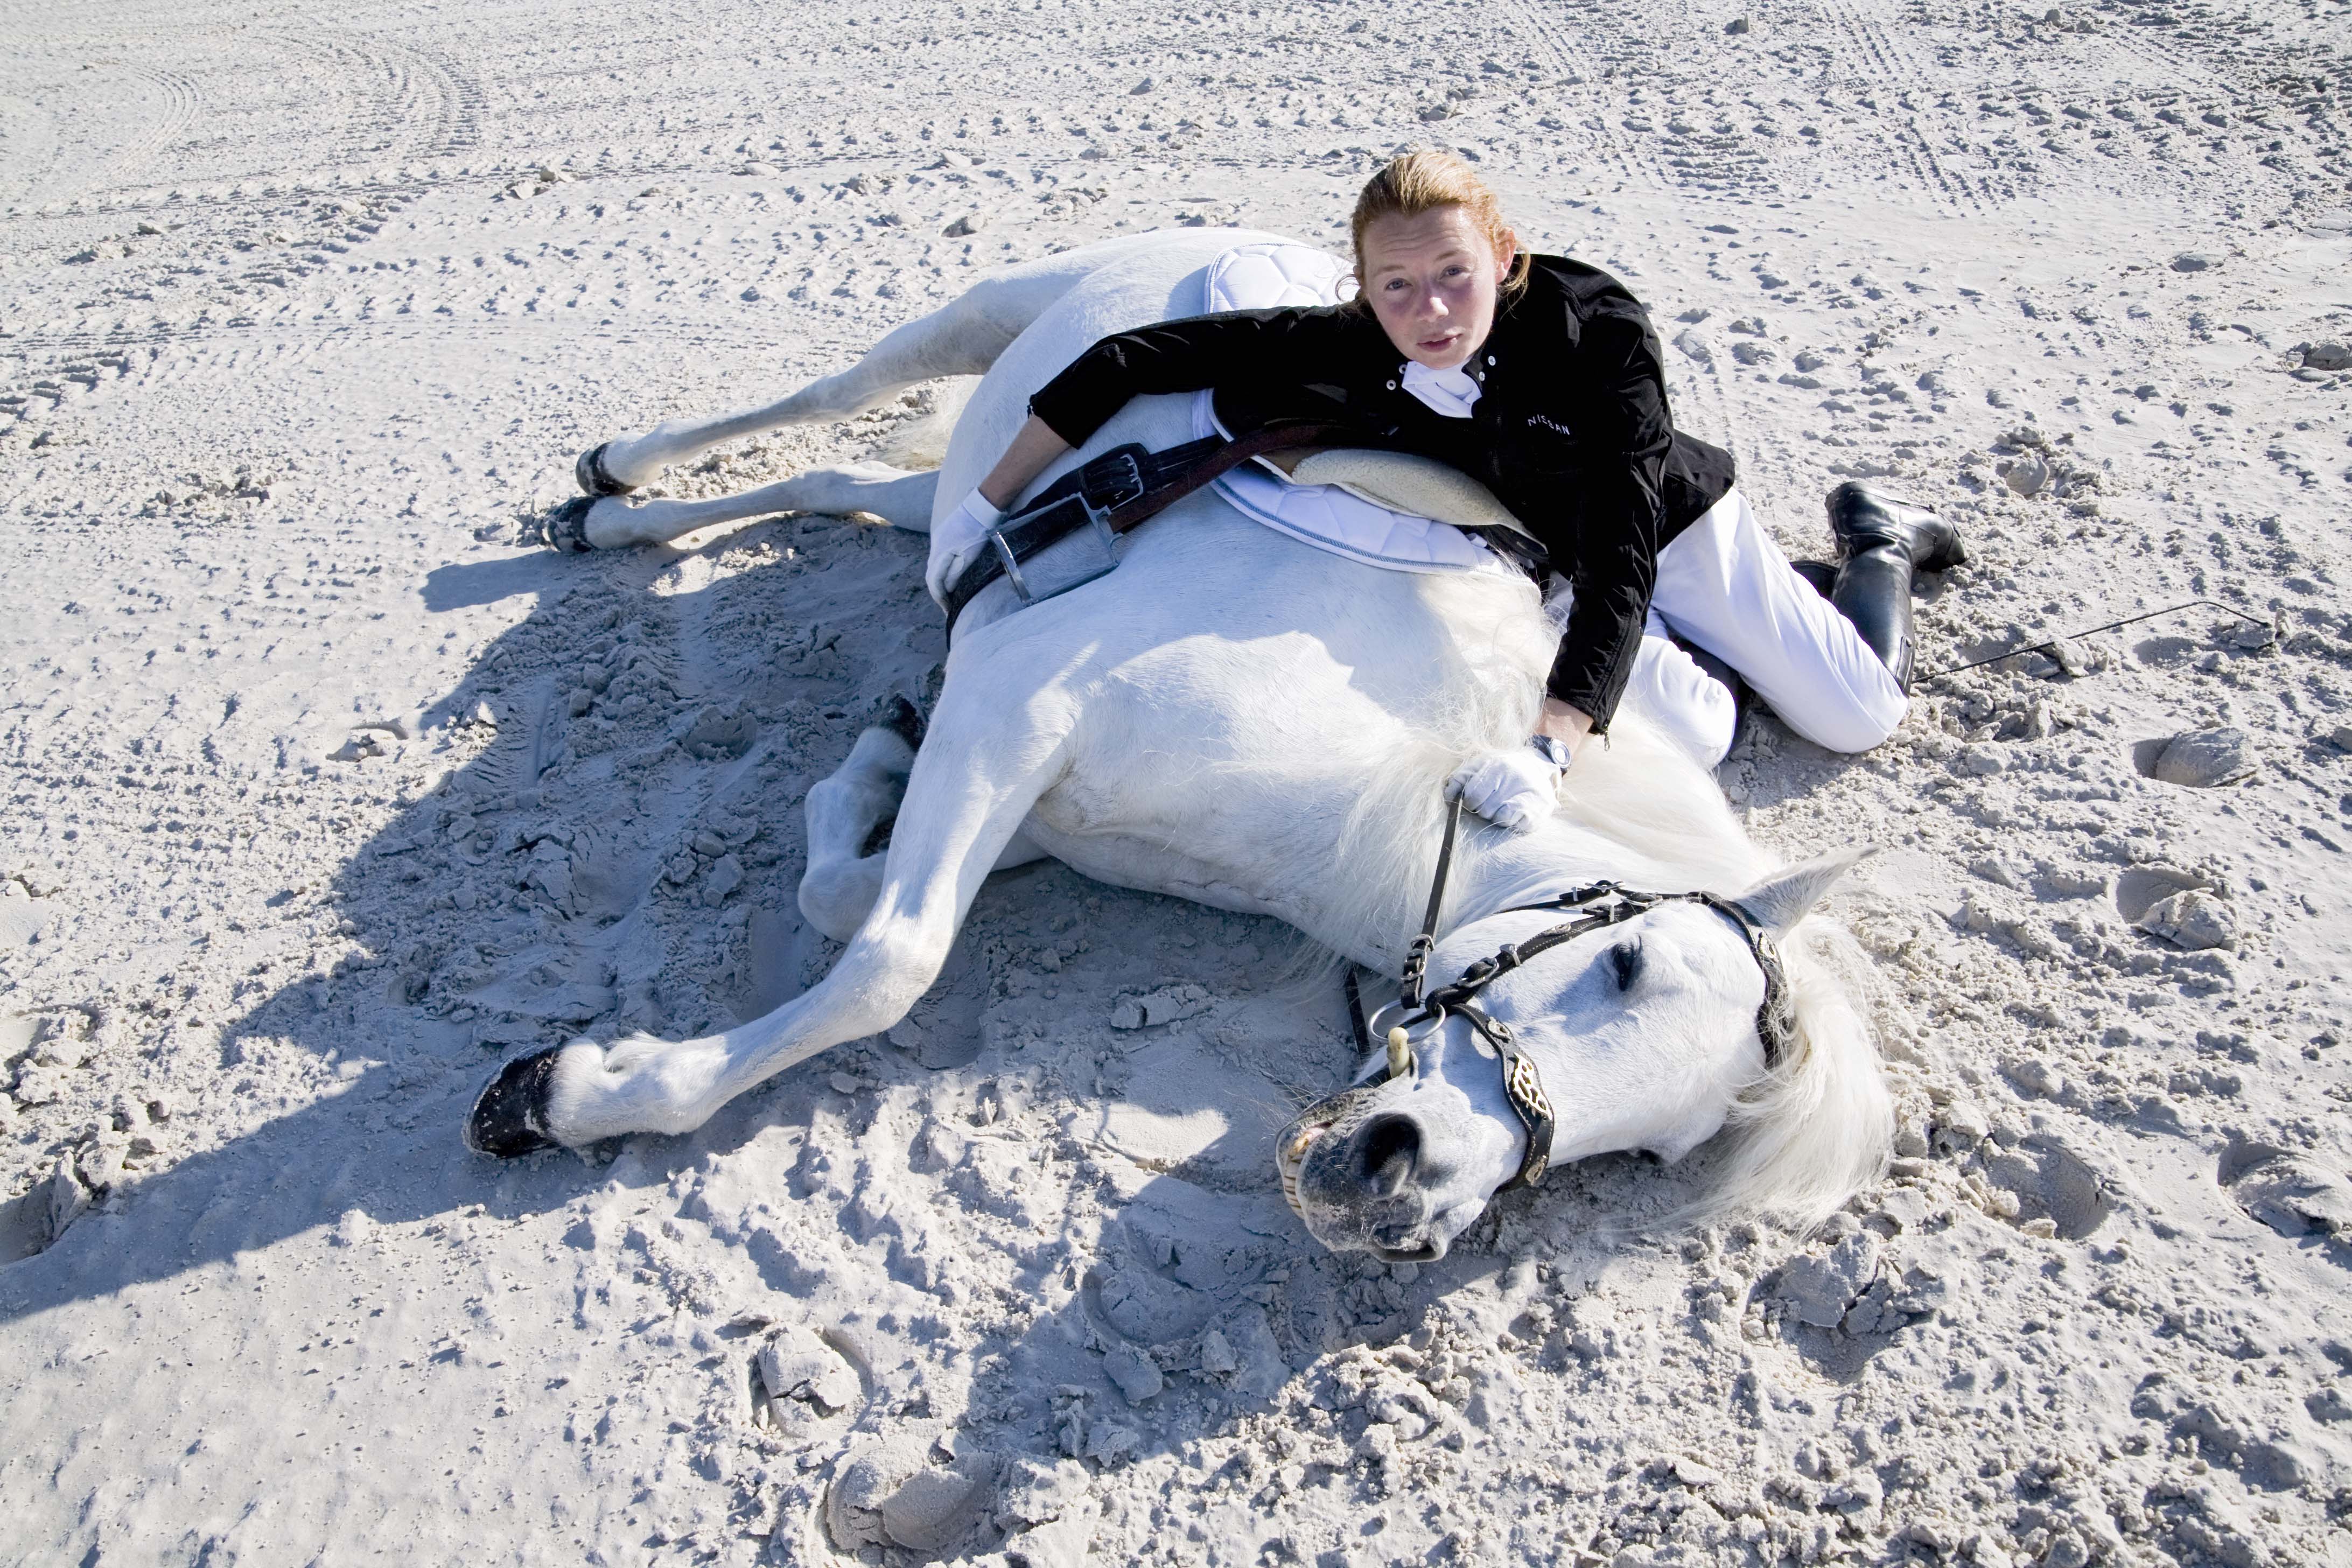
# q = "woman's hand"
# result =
<box><xmin>1445</xmin><ymin>747</ymin><xmax>1562</xmax><ymax>832</ymax></box>
<box><xmin>1445</xmin><ymin>701</ymin><xmax>1593</xmax><ymax>832</ymax></box>
<box><xmin>926</xmin><ymin>488</ymin><xmax>1004</xmax><ymax>606</ymax></box>
<box><xmin>928</xmin><ymin>415</ymin><xmax>1073</xmax><ymax>607</ymax></box>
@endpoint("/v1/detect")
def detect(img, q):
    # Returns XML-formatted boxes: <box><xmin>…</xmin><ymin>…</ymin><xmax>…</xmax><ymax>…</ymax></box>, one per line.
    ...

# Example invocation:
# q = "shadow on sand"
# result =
<box><xmin>2</xmin><ymin>508</ymin><xmax>1877</xmax><ymax>1561</ymax></box>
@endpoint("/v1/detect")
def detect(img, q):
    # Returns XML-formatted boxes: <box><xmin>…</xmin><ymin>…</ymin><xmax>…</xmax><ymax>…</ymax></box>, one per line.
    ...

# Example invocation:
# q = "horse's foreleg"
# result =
<box><xmin>465</xmin><ymin>683</ymin><xmax>1075</xmax><ymax>1153</ymax></box>
<box><xmin>571</xmin><ymin>461</ymin><xmax>940</xmax><ymax>550</ymax></box>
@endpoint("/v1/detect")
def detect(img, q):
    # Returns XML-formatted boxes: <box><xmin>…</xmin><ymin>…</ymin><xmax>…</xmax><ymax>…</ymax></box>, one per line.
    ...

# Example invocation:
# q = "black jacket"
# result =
<box><xmin>1026</xmin><ymin>255</ymin><xmax>1735</xmax><ymax>730</ymax></box>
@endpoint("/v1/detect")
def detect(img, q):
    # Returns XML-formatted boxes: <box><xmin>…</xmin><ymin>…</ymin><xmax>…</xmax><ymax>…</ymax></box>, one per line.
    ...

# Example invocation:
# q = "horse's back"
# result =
<box><xmin>933</xmin><ymin>227</ymin><xmax>1300</xmax><ymax>518</ymax></box>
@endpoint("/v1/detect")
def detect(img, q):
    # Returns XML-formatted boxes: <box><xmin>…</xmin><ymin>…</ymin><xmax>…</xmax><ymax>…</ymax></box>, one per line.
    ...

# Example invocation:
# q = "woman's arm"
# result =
<box><xmin>1542</xmin><ymin>310</ymin><xmax>1675</xmax><ymax>741</ymax></box>
<box><xmin>1027</xmin><ymin>307</ymin><xmax>1363</xmax><ymax>449</ymax></box>
<box><xmin>930</xmin><ymin>310</ymin><xmax>1354</xmax><ymax>607</ymax></box>
<box><xmin>961</xmin><ymin>310</ymin><xmax>1353</xmax><ymax>522</ymax></box>
<box><xmin>1536</xmin><ymin>697</ymin><xmax>1595</xmax><ymax>754</ymax></box>
<box><xmin>977</xmin><ymin>416</ymin><xmax>1071</xmax><ymax>512</ymax></box>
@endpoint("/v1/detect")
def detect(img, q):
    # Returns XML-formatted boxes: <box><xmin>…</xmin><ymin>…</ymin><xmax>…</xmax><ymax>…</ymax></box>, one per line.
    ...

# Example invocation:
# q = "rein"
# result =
<box><xmin>1360</xmin><ymin>794</ymin><xmax>1797</xmax><ymax>1194</ymax></box>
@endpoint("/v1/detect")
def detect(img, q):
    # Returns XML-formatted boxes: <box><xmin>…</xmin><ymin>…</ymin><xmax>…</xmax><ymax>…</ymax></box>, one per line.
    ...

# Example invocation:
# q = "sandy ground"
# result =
<box><xmin>4</xmin><ymin>0</ymin><xmax>2352</xmax><ymax>1563</ymax></box>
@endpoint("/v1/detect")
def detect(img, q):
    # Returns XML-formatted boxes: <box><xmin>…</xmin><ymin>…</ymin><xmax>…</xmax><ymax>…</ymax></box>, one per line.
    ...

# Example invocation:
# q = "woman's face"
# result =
<box><xmin>1358</xmin><ymin>205</ymin><xmax>1516</xmax><ymax>372</ymax></box>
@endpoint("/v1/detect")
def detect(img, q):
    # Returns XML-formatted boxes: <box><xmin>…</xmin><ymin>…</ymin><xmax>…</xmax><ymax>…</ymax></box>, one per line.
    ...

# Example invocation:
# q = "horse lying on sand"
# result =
<box><xmin>467</xmin><ymin>228</ymin><xmax>1892</xmax><ymax>1262</ymax></box>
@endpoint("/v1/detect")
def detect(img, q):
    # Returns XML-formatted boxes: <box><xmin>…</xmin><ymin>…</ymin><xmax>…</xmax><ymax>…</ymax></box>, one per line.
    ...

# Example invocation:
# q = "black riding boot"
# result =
<box><xmin>1824</xmin><ymin>482</ymin><xmax>1968</xmax><ymax>692</ymax></box>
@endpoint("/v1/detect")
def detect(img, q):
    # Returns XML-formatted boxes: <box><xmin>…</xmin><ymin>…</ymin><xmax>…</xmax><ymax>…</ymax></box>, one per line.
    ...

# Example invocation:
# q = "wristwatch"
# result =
<box><xmin>1529</xmin><ymin>734</ymin><xmax>1573</xmax><ymax>771</ymax></box>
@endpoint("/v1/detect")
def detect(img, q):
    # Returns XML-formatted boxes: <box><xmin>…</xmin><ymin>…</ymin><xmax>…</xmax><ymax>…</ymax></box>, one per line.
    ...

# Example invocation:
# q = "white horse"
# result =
<box><xmin>468</xmin><ymin>228</ymin><xmax>1892</xmax><ymax>1260</ymax></box>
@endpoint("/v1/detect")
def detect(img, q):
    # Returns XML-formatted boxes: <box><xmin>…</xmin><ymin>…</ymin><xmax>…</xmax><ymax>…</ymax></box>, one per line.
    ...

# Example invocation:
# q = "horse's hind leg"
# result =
<box><xmin>800</xmin><ymin>699</ymin><xmax>924</xmax><ymax>941</ymax></box>
<box><xmin>799</xmin><ymin>697</ymin><xmax>1046</xmax><ymax>941</ymax></box>
<box><xmin>578</xmin><ymin>241</ymin><xmax>1133</xmax><ymax>494</ymax></box>
<box><xmin>566</xmin><ymin>460</ymin><xmax>940</xmax><ymax>551</ymax></box>
<box><xmin>465</xmin><ymin>668</ymin><xmax>1078</xmax><ymax>1152</ymax></box>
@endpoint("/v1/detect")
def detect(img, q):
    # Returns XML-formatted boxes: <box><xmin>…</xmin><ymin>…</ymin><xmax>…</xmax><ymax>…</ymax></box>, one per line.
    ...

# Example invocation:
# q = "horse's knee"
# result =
<box><xmin>799</xmin><ymin>855</ymin><xmax>884</xmax><ymax>943</ymax></box>
<box><xmin>838</xmin><ymin>920</ymin><xmax>956</xmax><ymax>1030</ymax></box>
<box><xmin>836</xmin><ymin>723</ymin><xmax>919</xmax><ymax>788</ymax></box>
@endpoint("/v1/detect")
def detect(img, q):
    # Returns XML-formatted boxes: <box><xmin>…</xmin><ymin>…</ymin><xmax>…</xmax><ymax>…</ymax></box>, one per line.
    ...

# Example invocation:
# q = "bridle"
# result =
<box><xmin>1343</xmin><ymin>794</ymin><xmax>1796</xmax><ymax>1195</ymax></box>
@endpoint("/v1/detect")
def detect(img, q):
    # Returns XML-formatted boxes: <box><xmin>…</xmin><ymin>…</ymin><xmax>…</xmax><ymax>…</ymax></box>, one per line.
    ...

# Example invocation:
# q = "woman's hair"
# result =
<box><xmin>1347</xmin><ymin>149</ymin><xmax>1531</xmax><ymax>306</ymax></box>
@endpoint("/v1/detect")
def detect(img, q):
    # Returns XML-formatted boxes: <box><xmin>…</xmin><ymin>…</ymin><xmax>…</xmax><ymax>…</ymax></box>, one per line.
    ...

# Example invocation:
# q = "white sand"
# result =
<box><xmin>4</xmin><ymin>2</ymin><xmax>2351</xmax><ymax>1563</ymax></box>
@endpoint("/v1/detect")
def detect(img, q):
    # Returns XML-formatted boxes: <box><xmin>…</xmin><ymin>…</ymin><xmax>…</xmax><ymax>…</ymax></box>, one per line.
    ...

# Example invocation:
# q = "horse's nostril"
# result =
<box><xmin>1358</xmin><ymin>1114</ymin><xmax>1422</xmax><ymax>1197</ymax></box>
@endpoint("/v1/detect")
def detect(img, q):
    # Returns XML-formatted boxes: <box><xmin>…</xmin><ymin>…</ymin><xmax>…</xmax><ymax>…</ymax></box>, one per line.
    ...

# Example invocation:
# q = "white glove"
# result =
<box><xmin>926</xmin><ymin>487</ymin><xmax>1005</xmax><ymax>607</ymax></box>
<box><xmin>1445</xmin><ymin>741</ymin><xmax>1567</xmax><ymax>834</ymax></box>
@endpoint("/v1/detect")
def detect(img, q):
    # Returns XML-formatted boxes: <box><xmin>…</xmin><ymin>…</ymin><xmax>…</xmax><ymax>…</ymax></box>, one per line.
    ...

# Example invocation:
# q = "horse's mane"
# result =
<box><xmin>1320</xmin><ymin>573</ymin><xmax>1892</xmax><ymax>1229</ymax></box>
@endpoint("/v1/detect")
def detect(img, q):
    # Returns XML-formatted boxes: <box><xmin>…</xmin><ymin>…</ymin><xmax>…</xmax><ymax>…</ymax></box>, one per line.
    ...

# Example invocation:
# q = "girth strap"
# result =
<box><xmin>941</xmin><ymin>420</ymin><xmax>1360</xmax><ymax>625</ymax></box>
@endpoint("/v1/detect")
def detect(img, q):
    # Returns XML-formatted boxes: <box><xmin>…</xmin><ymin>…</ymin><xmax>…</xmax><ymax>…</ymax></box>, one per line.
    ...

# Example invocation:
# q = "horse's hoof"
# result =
<box><xmin>541</xmin><ymin>496</ymin><xmax>599</xmax><ymax>554</ymax></box>
<box><xmin>575</xmin><ymin>442</ymin><xmax>635</xmax><ymax>497</ymax></box>
<box><xmin>465</xmin><ymin>1047</ymin><xmax>564</xmax><ymax>1158</ymax></box>
<box><xmin>870</xmin><ymin>691</ymin><xmax>926</xmax><ymax>748</ymax></box>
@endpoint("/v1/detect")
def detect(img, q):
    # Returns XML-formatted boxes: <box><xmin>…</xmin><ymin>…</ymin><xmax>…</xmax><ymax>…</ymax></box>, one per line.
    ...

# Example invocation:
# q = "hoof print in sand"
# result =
<box><xmin>755</xmin><ymin>1324</ymin><xmax>863</xmax><ymax>1430</ymax></box>
<box><xmin>2222</xmin><ymin>1143</ymin><xmax>2352</xmax><ymax>1243</ymax></box>
<box><xmin>824</xmin><ymin>1427</ymin><xmax>998</xmax><ymax>1556</ymax></box>
<box><xmin>2136</xmin><ymin>726</ymin><xmax>2256</xmax><ymax>788</ymax></box>
<box><xmin>2113</xmin><ymin>863</ymin><xmax>2236</xmax><ymax>950</ymax></box>
<box><xmin>1980</xmin><ymin>1134</ymin><xmax>2120</xmax><ymax>1240</ymax></box>
<box><xmin>681</xmin><ymin>700</ymin><xmax>758</xmax><ymax>761</ymax></box>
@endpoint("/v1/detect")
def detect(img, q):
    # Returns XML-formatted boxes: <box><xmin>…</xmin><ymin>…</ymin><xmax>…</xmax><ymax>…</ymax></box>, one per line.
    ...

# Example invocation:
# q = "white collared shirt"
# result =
<box><xmin>1399</xmin><ymin>359</ymin><xmax>1482</xmax><ymax>419</ymax></box>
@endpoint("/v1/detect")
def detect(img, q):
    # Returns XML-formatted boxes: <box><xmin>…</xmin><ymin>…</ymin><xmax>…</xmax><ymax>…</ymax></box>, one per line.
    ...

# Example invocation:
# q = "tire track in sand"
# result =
<box><xmin>1809</xmin><ymin>0</ymin><xmax>1986</xmax><ymax>213</ymax></box>
<box><xmin>0</xmin><ymin>44</ymin><xmax>211</xmax><ymax>210</ymax></box>
<box><xmin>92</xmin><ymin>64</ymin><xmax>203</xmax><ymax>194</ymax></box>
<box><xmin>261</xmin><ymin>25</ymin><xmax>485</xmax><ymax>171</ymax></box>
<box><xmin>1504</xmin><ymin>0</ymin><xmax>1680</xmax><ymax>194</ymax></box>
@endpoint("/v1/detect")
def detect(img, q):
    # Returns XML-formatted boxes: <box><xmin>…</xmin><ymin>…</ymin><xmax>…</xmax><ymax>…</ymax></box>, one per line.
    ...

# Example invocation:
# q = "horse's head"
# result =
<box><xmin>1276</xmin><ymin>852</ymin><xmax>1862</xmax><ymax>1260</ymax></box>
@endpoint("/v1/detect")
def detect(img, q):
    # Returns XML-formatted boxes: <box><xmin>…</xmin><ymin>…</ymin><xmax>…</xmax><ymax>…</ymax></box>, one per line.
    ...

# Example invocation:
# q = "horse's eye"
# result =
<box><xmin>1610</xmin><ymin>939</ymin><xmax>1643</xmax><ymax>992</ymax></box>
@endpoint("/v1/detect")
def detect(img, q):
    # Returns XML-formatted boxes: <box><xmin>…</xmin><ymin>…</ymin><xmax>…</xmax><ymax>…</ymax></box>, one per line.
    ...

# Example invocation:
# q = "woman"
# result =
<box><xmin>929</xmin><ymin>151</ymin><xmax>1965</xmax><ymax>830</ymax></box>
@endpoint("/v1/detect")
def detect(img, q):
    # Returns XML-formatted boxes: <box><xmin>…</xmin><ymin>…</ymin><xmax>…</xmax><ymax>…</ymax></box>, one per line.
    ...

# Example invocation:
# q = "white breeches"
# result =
<box><xmin>1620</xmin><ymin>486</ymin><xmax>1907</xmax><ymax>768</ymax></box>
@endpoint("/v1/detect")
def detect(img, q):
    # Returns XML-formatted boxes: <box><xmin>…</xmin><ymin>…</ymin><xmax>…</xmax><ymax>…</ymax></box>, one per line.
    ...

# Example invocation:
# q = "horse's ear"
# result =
<box><xmin>1733</xmin><ymin>849</ymin><xmax>1873</xmax><ymax>937</ymax></box>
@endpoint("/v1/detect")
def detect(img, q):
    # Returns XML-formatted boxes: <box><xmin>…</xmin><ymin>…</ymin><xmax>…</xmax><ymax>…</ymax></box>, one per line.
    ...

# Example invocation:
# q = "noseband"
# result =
<box><xmin>1354</xmin><ymin>795</ymin><xmax>1796</xmax><ymax>1194</ymax></box>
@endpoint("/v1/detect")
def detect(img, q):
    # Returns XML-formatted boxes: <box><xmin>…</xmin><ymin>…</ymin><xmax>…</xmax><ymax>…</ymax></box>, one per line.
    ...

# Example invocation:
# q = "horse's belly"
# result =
<box><xmin>1017</xmin><ymin>620</ymin><xmax>1373</xmax><ymax>917</ymax></box>
<box><xmin>1016</xmin><ymin>820</ymin><xmax>1303</xmax><ymax>924</ymax></box>
<box><xmin>1007</xmin><ymin>544</ymin><xmax>1544</xmax><ymax>937</ymax></box>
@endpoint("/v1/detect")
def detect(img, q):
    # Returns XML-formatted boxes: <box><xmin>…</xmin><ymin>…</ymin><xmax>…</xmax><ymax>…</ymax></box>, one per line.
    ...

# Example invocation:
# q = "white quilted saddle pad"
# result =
<box><xmin>1193</xmin><ymin>242</ymin><xmax>1510</xmax><ymax>576</ymax></box>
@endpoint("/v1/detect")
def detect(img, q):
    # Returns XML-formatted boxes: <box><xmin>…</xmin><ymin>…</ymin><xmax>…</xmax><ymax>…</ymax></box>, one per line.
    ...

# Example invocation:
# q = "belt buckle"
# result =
<box><xmin>988</xmin><ymin>494</ymin><xmax>1119</xmax><ymax>607</ymax></box>
<box><xmin>1083</xmin><ymin>449</ymin><xmax>1146</xmax><ymax>511</ymax></box>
